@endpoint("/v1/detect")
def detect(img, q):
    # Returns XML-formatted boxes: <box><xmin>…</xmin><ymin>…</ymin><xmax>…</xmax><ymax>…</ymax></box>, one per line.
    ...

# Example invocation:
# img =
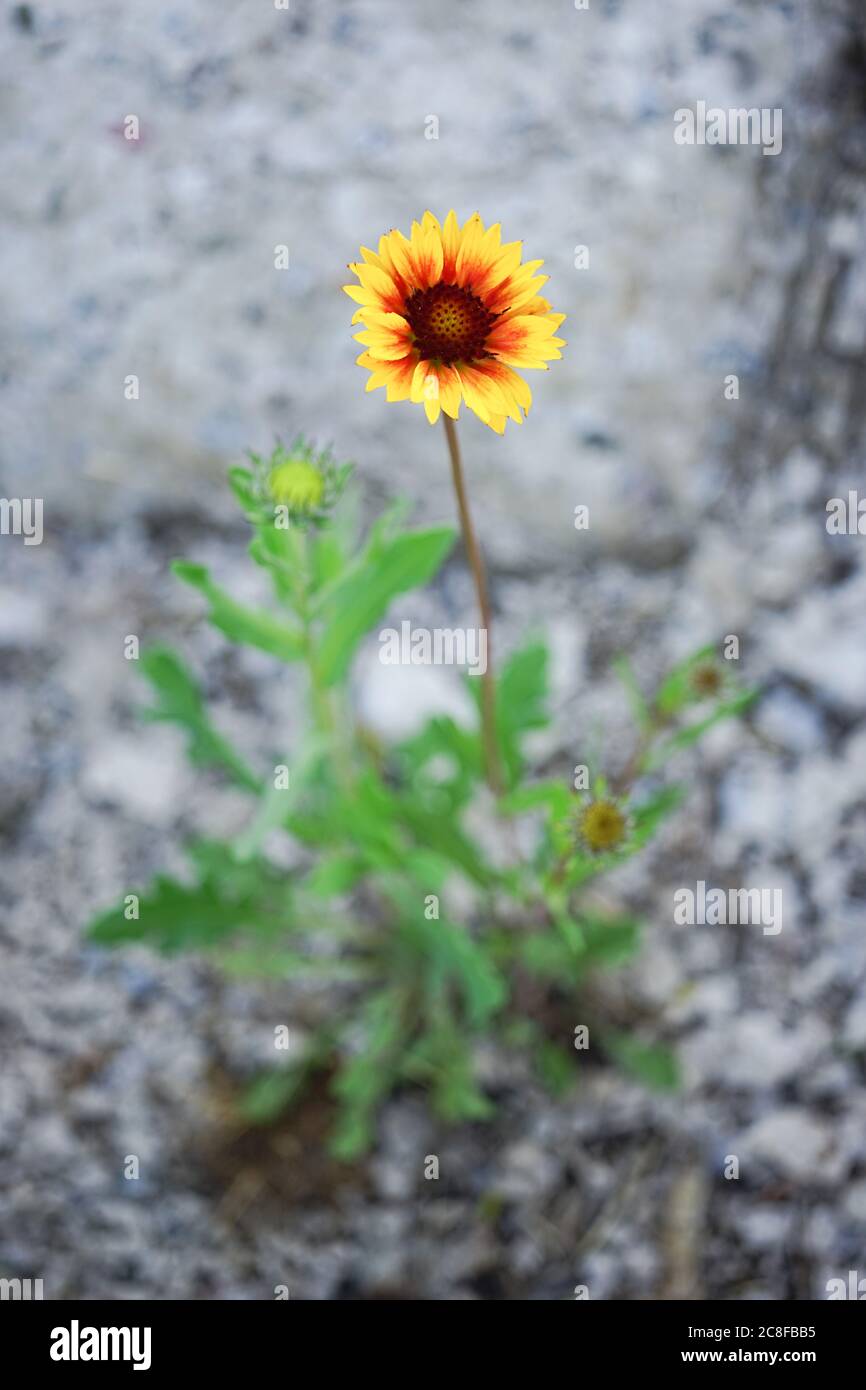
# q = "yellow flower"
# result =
<box><xmin>268</xmin><ymin>457</ymin><xmax>325</xmax><ymax>512</ymax></box>
<box><xmin>344</xmin><ymin>211</ymin><xmax>566</xmax><ymax>432</ymax></box>
<box><xmin>578</xmin><ymin>799</ymin><xmax>628</xmax><ymax>855</ymax></box>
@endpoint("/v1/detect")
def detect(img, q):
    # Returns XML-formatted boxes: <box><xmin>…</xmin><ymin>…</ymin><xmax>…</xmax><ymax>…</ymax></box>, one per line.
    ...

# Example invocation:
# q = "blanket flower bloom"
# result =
<box><xmin>344</xmin><ymin>211</ymin><xmax>566</xmax><ymax>432</ymax></box>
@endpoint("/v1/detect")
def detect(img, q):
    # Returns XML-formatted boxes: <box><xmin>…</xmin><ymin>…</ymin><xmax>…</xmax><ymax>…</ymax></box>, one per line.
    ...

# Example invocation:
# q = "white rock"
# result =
<box><xmin>762</xmin><ymin>573</ymin><xmax>866</xmax><ymax>710</ymax></box>
<box><xmin>355</xmin><ymin>649</ymin><xmax>474</xmax><ymax>741</ymax></box>
<box><xmin>0</xmin><ymin>589</ymin><xmax>48</xmax><ymax>647</ymax></box>
<box><xmin>844</xmin><ymin>1180</ymin><xmax>866</xmax><ymax>1223</ymax></box>
<box><xmin>82</xmin><ymin>733</ymin><xmax>188</xmax><ymax>825</ymax></box>
<box><xmin>497</xmin><ymin>1140</ymin><xmax>561</xmax><ymax>1201</ymax></box>
<box><xmin>685</xmin><ymin>1014</ymin><xmax>828</xmax><ymax>1089</ymax></box>
<box><xmin>755</xmin><ymin>686</ymin><xmax>825</xmax><ymax>754</ymax></box>
<box><xmin>843</xmin><ymin>998</ymin><xmax>866</xmax><ymax>1051</ymax></box>
<box><xmin>742</xmin><ymin>1109</ymin><xmax>837</xmax><ymax>1183</ymax></box>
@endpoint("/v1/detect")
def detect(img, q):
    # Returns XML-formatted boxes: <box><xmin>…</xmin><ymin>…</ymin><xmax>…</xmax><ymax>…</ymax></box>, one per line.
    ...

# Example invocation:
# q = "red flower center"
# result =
<box><xmin>404</xmin><ymin>283</ymin><xmax>495</xmax><ymax>364</ymax></box>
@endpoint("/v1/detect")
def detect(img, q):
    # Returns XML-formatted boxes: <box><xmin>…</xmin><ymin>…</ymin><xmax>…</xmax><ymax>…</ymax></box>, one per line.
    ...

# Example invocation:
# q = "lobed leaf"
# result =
<box><xmin>316</xmin><ymin>525</ymin><xmax>456</xmax><ymax>687</ymax></box>
<box><xmin>139</xmin><ymin>646</ymin><xmax>261</xmax><ymax>793</ymax></box>
<box><xmin>173</xmin><ymin>560</ymin><xmax>305</xmax><ymax>663</ymax></box>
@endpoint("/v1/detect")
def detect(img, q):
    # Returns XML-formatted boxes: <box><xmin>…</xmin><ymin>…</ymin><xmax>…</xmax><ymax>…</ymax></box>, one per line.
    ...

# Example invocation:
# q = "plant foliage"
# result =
<box><xmin>87</xmin><ymin>443</ymin><xmax>757</xmax><ymax>1156</ymax></box>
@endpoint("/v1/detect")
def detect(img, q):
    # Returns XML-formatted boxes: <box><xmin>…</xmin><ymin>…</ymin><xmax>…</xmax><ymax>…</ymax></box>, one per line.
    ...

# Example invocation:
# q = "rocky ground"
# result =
<box><xmin>2</xmin><ymin>0</ymin><xmax>865</xmax><ymax>1299</ymax></box>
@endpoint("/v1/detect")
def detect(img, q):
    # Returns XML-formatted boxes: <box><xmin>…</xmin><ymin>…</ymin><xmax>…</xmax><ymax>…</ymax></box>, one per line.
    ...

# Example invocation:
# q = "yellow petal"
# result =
<box><xmin>462</xmin><ymin>360</ymin><xmax>529</xmax><ymax>422</ymax></box>
<box><xmin>421</xmin><ymin>210</ymin><xmax>442</xmax><ymax>238</ymax></box>
<box><xmin>385</xmin><ymin>356</ymin><xmax>419</xmax><ymax>401</ymax></box>
<box><xmin>359</xmin><ymin>245</ymin><xmax>387</xmax><ymax>273</ymax></box>
<box><xmin>484</xmin><ymin>412</ymin><xmax>508</xmax><ymax>434</ymax></box>
<box><xmin>456</xmin><ymin>361</ymin><xmax>510</xmax><ymax>418</ymax></box>
<box><xmin>410</xmin><ymin>358</ymin><xmax>433</xmax><ymax>402</ymax></box>
<box><xmin>409</xmin><ymin>358</ymin><xmax>443</xmax><ymax>421</ymax></box>
<box><xmin>437</xmin><ymin>365</ymin><xmax>462</xmax><ymax>419</ymax></box>
<box><xmin>487</xmin><ymin>314</ymin><xmax>565</xmax><ymax>366</ymax></box>
<box><xmin>410</xmin><ymin>218</ymin><xmax>444</xmax><ymax>289</ymax></box>
<box><xmin>354</xmin><ymin>326</ymin><xmax>413</xmax><ymax>361</ymax></box>
<box><xmin>349</xmin><ymin>261</ymin><xmax>394</xmax><ymax>297</ymax></box>
<box><xmin>385</xmin><ymin>229</ymin><xmax>418</xmax><ymax>290</ymax></box>
<box><xmin>361</xmin><ymin>310</ymin><xmax>410</xmax><ymax>332</ymax></box>
<box><xmin>343</xmin><ymin>283</ymin><xmax>374</xmax><ymax>304</ymax></box>
<box><xmin>485</xmin><ymin>360</ymin><xmax>532</xmax><ymax>414</ymax></box>
<box><xmin>474</xmin><ymin>240</ymin><xmax>524</xmax><ymax>299</ymax></box>
<box><xmin>441</xmin><ymin>209</ymin><xmax>461</xmax><ymax>280</ymax></box>
<box><xmin>454</xmin><ymin>213</ymin><xmax>486</xmax><ymax>288</ymax></box>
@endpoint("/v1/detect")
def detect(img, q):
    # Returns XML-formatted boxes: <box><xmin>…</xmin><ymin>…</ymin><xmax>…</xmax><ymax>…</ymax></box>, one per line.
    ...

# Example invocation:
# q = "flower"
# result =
<box><xmin>268</xmin><ymin>456</ymin><xmax>325</xmax><ymax>512</ymax></box>
<box><xmin>577</xmin><ymin>798</ymin><xmax>628</xmax><ymax>855</ymax></box>
<box><xmin>344</xmin><ymin>211</ymin><xmax>566</xmax><ymax>432</ymax></box>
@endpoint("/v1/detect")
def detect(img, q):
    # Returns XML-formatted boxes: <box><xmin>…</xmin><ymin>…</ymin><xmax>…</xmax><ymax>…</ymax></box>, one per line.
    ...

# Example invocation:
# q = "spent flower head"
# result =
<box><xmin>689</xmin><ymin>660</ymin><xmax>727</xmax><ymax>702</ymax></box>
<box><xmin>344</xmin><ymin>210</ymin><xmax>566</xmax><ymax>431</ymax></box>
<box><xmin>577</xmin><ymin>797</ymin><xmax>630</xmax><ymax>856</ymax></box>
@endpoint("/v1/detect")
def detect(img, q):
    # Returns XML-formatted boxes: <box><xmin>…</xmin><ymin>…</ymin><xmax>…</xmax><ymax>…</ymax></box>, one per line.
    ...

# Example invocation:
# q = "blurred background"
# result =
<box><xmin>2</xmin><ymin>0</ymin><xmax>866</xmax><ymax>1299</ymax></box>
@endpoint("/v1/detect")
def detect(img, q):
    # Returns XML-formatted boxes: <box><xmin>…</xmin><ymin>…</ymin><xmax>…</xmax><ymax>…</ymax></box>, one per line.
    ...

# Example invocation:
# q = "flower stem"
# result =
<box><xmin>442</xmin><ymin>414</ymin><xmax>505</xmax><ymax>798</ymax></box>
<box><xmin>288</xmin><ymin>524</ymin><xmax>356</xmax><ymax>794</ymax></box>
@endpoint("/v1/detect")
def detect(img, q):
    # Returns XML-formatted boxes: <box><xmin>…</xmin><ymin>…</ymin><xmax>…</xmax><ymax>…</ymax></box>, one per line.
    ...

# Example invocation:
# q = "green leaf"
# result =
<box><xmin>432</xmin><ymin>919</ymin><xmax>507</xmax><ymax>1025</ymax></box>
<box><xmin>630</xmin><ymin>784</ymin><xmax>686</xmax><ymax>842</ymax></box>
<box><xmin>173</xmin><ymin>560</ymin><xmax>305</xmax><ymax>663</ymax></box>
<box><xmin>554</xmin><ymin>913</ymin><xmax>586</xmax><ymax>956</ymax></box>
<box><xmin>397</xmin><ymin>715</ymin><xmax>483</xmax><ymax>809</ymax></box>
<box><xmin>380</xmin><ymin>878</ymin><xmax>506</xmax><ymax>1027</ymax></box>
<box><xmin>580</xmin><ymin>915</ymin><xmax>642</xmax><ymax>967</ymax></box>
<box><xmin>604</xmin><ymin>1032</ymin><xmax>680</xmax><ymax>1090</ymax></box>
<box><xmin>330</xmin><ymin>988</ymin><xmax>407</xmax><ymax>1159</ymax></box>
<box><xmin>502</xmin><ymin>779</ymin><xmax>572</xmax><ymax>818</ymax></box>
<box><xmin>87</xmin><ymin>848</ymin><xmax>292</xmax><ymax>954</ymax></box>
<box><xmin>240</xmin><ymin>1067</ymin><xmax>308</xmax><ymax>1123</ymax></box>
<box><xmin>396</xmin><ymin>792</ymin><xmax>494</xmax><ymax>887</ymax></box>
<box><xmin>227</xmin><ymin>465</ymin><xmax>263</xmax><ymax>522</ymax></box>
<box><xmin>534</xmin><ymin>1040</ymin><xmax>576</xmax><ymax>1096</ymax></box>
<box><xmin>316</xmin><ymin>525</ymin><xmax>456</xmax><ymax>687</ymax></box>
<box><xmin>405</xmin><ymin>1024</ymin><xmax>493</xmax><ymax>1122</ymax></box>
<box><xmin>248</xmin><ymin>526</ymin><xmax>299</xmax><ymax>604</ymax></box>
<box><xmin>498</xmin><ymin>640</ymin><xmax>550</xmax><ymax>733</ymax></box>
<box><xmin>469</xmin><ymin>639</ymin><xmax>550</xmax><ymax>788</ymax></box>
<box><xmin>233</xmin><ymin>735</ymin><xmax>330</xmax><ymax>862</ymax></box>
<box><xmin>309</xmin><ymin>528</ymin><xmax>347</xmax><ymax>595</ymax></box>
<box><xmin>650</xmin><ymin>689</ymin><xmax>759</xmax><ymax>765</ymax></box>
<box><xmin>219</xmin><ymin>947</ymin><xmax>369</xmax><ymax>981</ymax></box>
<box><xmin>613</xmin><ymin>654</ymin><xmax>653</xmax><ymax>733</ymax></box>
<box><xmin>520</xmin><ymin>930</ymin><xmax>579</xmax><ymax>981</ymax></box>
<box><xmin>139</xmin><ymin>646</ymin><xmax>261</xmax><ymax>793</ymax></box>
<box><xmin>241</xmin><ymin>1024</ymin><xmax>338</xmax><ymax>1125</ymax></box>
<box><xmin>654</xmin><ymin>644</ymin><xmax>716</xmax><ymax>716</ymax></box>
<box><xmin>305</xmin><ymin>851</ymin><xmax>368</xmax><ymax>898</ymax></box>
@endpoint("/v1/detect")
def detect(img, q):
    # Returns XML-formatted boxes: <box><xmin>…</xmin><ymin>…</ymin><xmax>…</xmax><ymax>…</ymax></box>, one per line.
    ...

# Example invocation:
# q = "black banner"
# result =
<box><xmin>2</xmin><ymin>1297</ymin><xmax>860</xmax><ymax>1374</ymax></box>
